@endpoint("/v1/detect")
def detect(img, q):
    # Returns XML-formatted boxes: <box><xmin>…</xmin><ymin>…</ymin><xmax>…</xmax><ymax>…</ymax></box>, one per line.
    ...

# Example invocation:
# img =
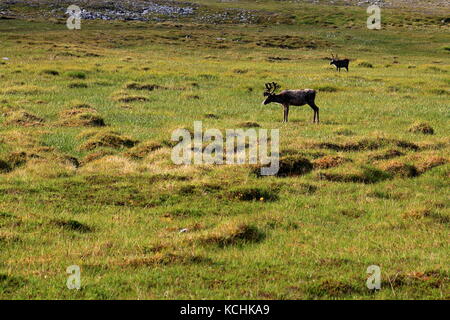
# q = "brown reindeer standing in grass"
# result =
<box><xmin>262</xmin><ymin>82</ymin><xmax>319</xmax><ymax>123</ymax></box>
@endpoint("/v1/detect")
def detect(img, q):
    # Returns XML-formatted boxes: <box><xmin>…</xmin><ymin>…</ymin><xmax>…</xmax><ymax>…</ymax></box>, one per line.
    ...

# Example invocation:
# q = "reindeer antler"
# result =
<box><xmin>264</xmin><ymin>82</ymin><xmax>280</xmax><ymax>95</ymax></box>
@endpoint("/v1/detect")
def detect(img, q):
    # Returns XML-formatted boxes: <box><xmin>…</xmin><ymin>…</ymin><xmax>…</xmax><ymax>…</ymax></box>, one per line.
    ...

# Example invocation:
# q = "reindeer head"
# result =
<box><xmin>329</xmin><ymin>53</ymin><xmax>339</xmax><ymax>65</ymax></box>
<box><xmin>262</xmin><ymin>82</ymin><xmax>281</xmax><ymax>105</ymax></box>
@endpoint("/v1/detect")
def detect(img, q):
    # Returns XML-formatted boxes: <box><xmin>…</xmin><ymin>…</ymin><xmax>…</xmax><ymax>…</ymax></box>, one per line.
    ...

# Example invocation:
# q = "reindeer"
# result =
<box><xmin>330</xmin><ymin>53</ymin><xmax>349</xmax><ymax>72</ymax></box>
<box><xmin>262</xmin><ymin>82</ymin><xmax>319</xmax><ymax>123</ymax></box>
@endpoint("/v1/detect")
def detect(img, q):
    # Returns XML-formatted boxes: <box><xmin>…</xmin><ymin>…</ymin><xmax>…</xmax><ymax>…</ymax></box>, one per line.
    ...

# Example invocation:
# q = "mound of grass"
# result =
<box><xmin>379</xmin><ymin>160</ymin><xmax>418</xmax><ymax>178</ymax></box>
<box><xmin>227</xmin><ymin>186</ymin><xmax>278</xmax><ymax>201</ymax></box>
<box><xmin>120</xmin><ymin>252</ymin><xmax>211</xmax><ymax>267</ymax></box>
<box><xmin>79</xmin><ymin>132</ymin><xmax>138</xmax><ymax>151</ymax></box>
<box><xmin>395</xmin><ymin>140</ymin><xmax>420</xmax><ymax>151</ymax></box>
<box><xmin>52</xmin><ymin>219</ymin><xmax>92</xmax><ymax>233</ymax></box>
<box><xmin>196</xmin><ymin>222</ymin><xmax>264</xmax><ymax>247</ymax></box>
<box><xmin>237</xmin><ymin>121</ymin><xmax>260</xmax><ymax>128</ymax></box>
<box><xmin>313</xmin><ymin>155</ymin><xmax>348</xmax><ymax>169</ymax></box>
<box><xmin>256</xmin><ymin>36</ymin><xmax>329</xmax><ymax>50</ymax></box>
<box><xmin>5</xmin><ymin>151</ymin><xmax>27</xmax><ymax>168</ymax></box>
<box><xmin>4</xmin><ymin>110</ymin><xmax>45</xmax><ymax>127</ymax></box>
<box><xmin>204</xmin><ymin>113</ymin><xmax>219</xmax><ymax>119</ymax></box>
<box><xmin>125</xmin><ymin>82</ymin><xmax>164</xmax><ymax>91</ymax></box>
<box><xmin>82</xmin><ymin>149</ymin><xmax>117</xmax><ymax>164</ymax></box>
<box><xmin>409</xmin><ymin>122</ymin><xmax>434</xmax><ymax>135</ymax></box>
<box><xmin>318</xmin><ymin>166</ymin><xmax>391</xmax><ymax>184</ymax></box>
<box><xmin>358</xmin><ymin>61</ymin><xmax>373</xmax><ymax>68</ymax></box>
<box><xmin>333</xmin><ymin>128</ymin><xmax>355</xmax><ymax>136</ymax></box>
<box><xmin>276</xmin><ymin>155</ymin><xmax>313</xmax><ymax>177</ymax></box>
<box><xmin>0</xmin><ymin>231</ymin><xmax>21</xmax><ymax>244</ymax></box>
<box><xmin>124</xmin><ymin>141</ymin><xmax>162</xmax><ymax>159</ymax></box>
<box><xmin>58</xmin><ymin>107</ymin><xmax>105</xmax><ymax>127</ymax></box>
<box><xmin>66</xmin><ymin>71</ymin><xmax>86</xmax><ymax>79</ymax></box>
<box><xmin>5</xmin><ymin>148</ymin><xmax>78</xmax><ymax>169</ymax></box>
<box><xmin>307</xmin><ymin>279</ymin><xmax>359</xmax><ymax>298</ymax></box>
<box><xmin>430</xmin><ymin>89</ymin><xmax>449</xmax><ymax>95</ymax></box>
<box><xmin>416</xmin><ymin>155</ymin><xmax>448</xmax><ymax>173</ymax></box>
<box><xmin>68</xmin><ymin>82</ymin><xmax>88</xmax><ymax>89</ymax></box>
<box><xmin>317</xmin><ymin>85</ymin><xmax>339</xmax><ymax>92</ymax></box>
<box><xmin>114</xmin><ymin>95</ymin><xmax>148</xmax><ymax>103</ymax></box>
<box><xmin>184</xmin><ymin>94</ymin><xmax>200</xmax><ymax>100</ymax></box>
<box><xmin>384</xmin><ymin>269</ymin><xmax>449</xmax><ymax>290</ymax></box>
<box><xmin>0</xmin><ymin>159</ymin><xmax>12</xmax><ymax>173</ymax></box>
<box><xmin>315</xmin><ymin>138</ymin><xmax>388</xmax><ymax>152</ymax></box>
<box><xmin>369</xmin><ymin>149</ymin><xmax>404</xmax><ymax>161</ymax></box>
<box><xmin>41</xmin><ymin>69</ymin><xmax>59</xmax><ymax>76</ymax></box>
<box><xmin>1</xmin><ymin>85</ymin><xmax>46</xmax><ymax>95</ymax></box>
<box><xmin>0</xmin><ymin>274</ymin><xmax>26</xmax><ymax>294</ymax></box>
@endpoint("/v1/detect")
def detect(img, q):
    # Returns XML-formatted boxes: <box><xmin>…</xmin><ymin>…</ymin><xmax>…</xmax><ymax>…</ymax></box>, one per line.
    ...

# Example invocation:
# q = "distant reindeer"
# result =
<box><xmin>262</xmin><ymin>82</ymin><xmax>319</xmax><ymax>123</ymax></box>
<box><xmin>330</xmin><ymin>53</ymin><xmax>349</xmax><ymax>72</ymax></box>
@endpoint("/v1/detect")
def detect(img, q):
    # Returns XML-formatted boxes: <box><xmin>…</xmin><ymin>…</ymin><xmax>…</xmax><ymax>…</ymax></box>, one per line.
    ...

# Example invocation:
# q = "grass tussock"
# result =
<box><xmin>252</xmin><ymin>154</ymin><xmax>313</xmax><ymax>177</ymax></box>
<box><xmin>386</xmin><ymin>270</ymin><xmax>449</xmax><ymax>289</ymax></box>
<box><xmin>313</xmin><ymin>155</ymin><xmax>349</xmax><ymax>169</ymax></box>
<box><xmin>58</xmin><ymin>106</ymin><xmax>105</xmax><ymax>127</ymax></box>
<box><xmin>82</xmin><ymin>149</ymin><xmax>117</xmax><ymax>164</ymax></box>
<box><xmin>369</xmin><ymin>149</ymin><xmax>404</xmax><ymax>161</ymax></box>
<box><xmin>308</xmin><ymin>279</ymin><xmax>359</xmax><ymax>298</ymax></box>
<box><xmin>276</xmin><ymin>155</ymin><xmax>313</xmax><ymax>177</ymax></box>
<box><xmin>113</xmin><ymin>93</ymin><xmax>149</xmax><ymax>103</ymax></box>
<box><xmin>237</xmin><ymin>121</ymin><xmax>260</xmax><ymax>128</ymax></box>
<box><xmin>317</xmin><ymin>85</ymin><xmax>340</xmax><ymax>92</ymax></box>
<box><xmin>0</xmin><ymin>274</ymin><xmax>26</xmax><ymax>294</ymax></box>
<box><xmin>66</xmin><ymin>71</ymin><xmax>86</xmax><ymax>79</ymax></box>
<box><xmin>119</xmin><ymin>251</ymin><xmax>211</xmax><ymax>268</ymax></box>
<box><xmin>79</xmin><ymin>155</ymin><xmax>138</xmax><ymax>175</ymax></box>
<box><xmin>196</xmin><ymin>221</ymin><xmax>264</xmax><ymax>247</ymax></box>
<box><xmin>318</xmin><ymin>166</ymin><xmax>391</xmax><ymax>184</ymax></box>
<box><xmin>378</xmin><ymin>160</ymin><xmax>418</xmax><ymax>178</ymax></box>
<box><xmin>358</xmin><ymin>61</ymin><xmax>373</xmax><ymax>68</ymax></box>
<box><xmin>415</xmin><ymin>155</ymin><xmax>448</xmax><ymax>173</ymax></box>
<box><xmin>52</xmin><ymin>219</ymin><xmax>92</xmax><ymax>233</ymax></box>
<box><xmin>409</xmin><ymin>122</ymin><xmax>435</xmax><ymax>135</ymax></box>
<box><xmin>333</xmin><ymin>128</ymin><xmax>355</xmax><ymax>136</ymax></box>
<box><xmin>9</xmin><ymin>159</ymin><xmax>76</xmax><ymax>179</ymax></box>
<box><xmin>227</xmin><ymin>186</ymin><xmax>278</xmax><ymax>201</ymax></box>
<box><xmin>1</xmin><ymin>85</ymin><xmax>46</xmax><ymax>95</ymax></box>
<box><xmin>0</xmin><ymin>231</ymin><xmax>20</xmax><ymax>244</ymax></box>
<box><xmin>0</xmin><ymin>160</ymin><xmax>12</xmax><ymax>173</ymax></box>
<box><xmin>79</xmin><ymin>132</ymin><xmax>138</xmax><ymax>151</ymax></box>
<box><xmin>124</xmin><ymin>141</ymin><xmax>162</xmax><ymax>160</ymax></box>
<box><xmin>4</xmin><ymin>110</ymin><xmax>45</xmax><ymax>127</ymax></box>
<box><xmin>68</xmin><ymin>82</ymin><xmax>88</xmax><ymax>89</ymax></box>
<box><xmin>315</xmin><ymin>138</ymin><xmax>388</xmax><ymax>152</ymax></box>
<box><xmin>125</xmin><ymin>82</ymin><xmax>174</xmax><ymax>91</ymax></box>
<box><xmin>41</xmin><ymin>69</ymin><xmax>59</xmax><ymax>76</ymax></box>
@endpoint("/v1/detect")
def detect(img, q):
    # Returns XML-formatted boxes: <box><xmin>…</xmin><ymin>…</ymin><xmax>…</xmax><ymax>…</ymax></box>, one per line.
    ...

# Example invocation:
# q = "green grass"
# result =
<box><xmin>0</xmin><ymin>1</ymin><xmax>449</xmax><ymax>299</ymax></box>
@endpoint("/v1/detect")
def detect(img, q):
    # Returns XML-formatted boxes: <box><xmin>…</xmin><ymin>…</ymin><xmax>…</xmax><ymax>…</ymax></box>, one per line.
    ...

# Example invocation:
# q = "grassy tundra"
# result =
<box><xmin>0</xmin><ymin>0</ymin><xmax>449</xmax><ymax>299</ymax></box>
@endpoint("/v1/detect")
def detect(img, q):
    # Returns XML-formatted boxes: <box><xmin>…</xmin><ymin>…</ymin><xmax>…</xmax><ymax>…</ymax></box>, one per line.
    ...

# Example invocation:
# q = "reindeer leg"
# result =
<box><xmin>286</xmin><ymin>106</ymin><xmax>290</xmax><ymax>123</ymax></box>
<box><xmin>283</xmin><ymin>106</ymin><xmax>286</xmax><ymax>123</ymax></box>
<box><xmin>308</xmin><ymin>102</ymin><xmax>319</xmax><ymax>123</ymax></box>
